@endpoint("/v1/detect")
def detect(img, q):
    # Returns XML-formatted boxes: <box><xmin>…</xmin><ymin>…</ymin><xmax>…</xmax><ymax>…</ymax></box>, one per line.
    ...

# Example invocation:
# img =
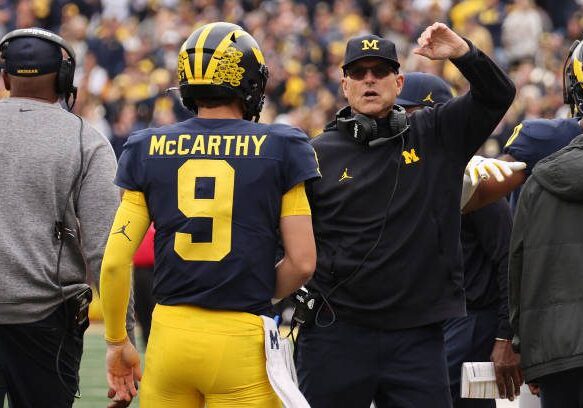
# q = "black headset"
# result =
<box><xmin>0</xmin><ymin>28</ymin><xmax>77</xmax><ymax>111</ymax></box>
<box><xmin>335</xmin><ymin>104</ymin><xmax>409</xmax><ymax>147</ymax></box>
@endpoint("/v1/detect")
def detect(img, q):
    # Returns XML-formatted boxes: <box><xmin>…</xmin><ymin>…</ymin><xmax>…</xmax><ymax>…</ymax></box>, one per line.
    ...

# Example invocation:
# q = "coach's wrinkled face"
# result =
<box><xmin>341</xmin><ymin>57</ymin><xmax>404</xmax><ymax>119</ymax></box>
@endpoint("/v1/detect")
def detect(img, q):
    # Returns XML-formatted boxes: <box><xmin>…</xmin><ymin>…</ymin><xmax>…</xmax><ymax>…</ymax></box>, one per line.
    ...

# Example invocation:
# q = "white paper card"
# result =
<box><xmin>460</xmin><ymin>362</ymin><xmax>500</xmax><ymax>399</ymax></box>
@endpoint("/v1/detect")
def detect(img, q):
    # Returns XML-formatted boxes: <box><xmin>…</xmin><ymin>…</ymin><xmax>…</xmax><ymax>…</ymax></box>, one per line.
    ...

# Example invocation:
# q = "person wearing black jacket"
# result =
<box><xmin>509</xmin><ymin>135</ymin><xmax>583</xmax><ymax>407</ymax></box>
<box><xmin>294</xmin><ymin>22</ymin><xmax>516</xmax><ymax>408</ymax></box>
<box><xmin>396</xmin><ymin>72</ymin><xmax>522</xmax><ymax>405</ymax></box>
<box><xmin>444</xmin><ymin>200</ymin><xmax>521</xmax><ymax>406</ymax></box>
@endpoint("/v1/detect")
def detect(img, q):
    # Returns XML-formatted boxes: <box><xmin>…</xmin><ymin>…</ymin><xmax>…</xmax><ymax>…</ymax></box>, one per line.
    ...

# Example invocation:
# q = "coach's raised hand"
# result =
<box><xmin>413</xmin><ymin>22</ymin><xmax>470</xmax><ymax>60</ymax></box>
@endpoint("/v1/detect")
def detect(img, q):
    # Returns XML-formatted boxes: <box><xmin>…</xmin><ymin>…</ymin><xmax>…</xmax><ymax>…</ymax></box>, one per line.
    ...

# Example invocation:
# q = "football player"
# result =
<box><xmin>99</xmin><ymin>22</ymin><xmax>320</xmax><ymax>407</ymax></box>
<box><xmin>397</xmin><ymin>72</ymin><xmax>523</xmax><ymax>404</ymax></box>
<box><xmin>466</xmin><ymin>39</ymin><xmax>583</xmax><ymax>215</ymax></box>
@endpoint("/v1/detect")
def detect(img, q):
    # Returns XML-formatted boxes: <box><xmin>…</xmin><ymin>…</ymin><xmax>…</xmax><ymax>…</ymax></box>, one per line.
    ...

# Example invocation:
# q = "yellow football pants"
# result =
<box><xmin>140</xmin><ymin>304</ymin><xmax>281</xmax><ymax>408</ymax></box>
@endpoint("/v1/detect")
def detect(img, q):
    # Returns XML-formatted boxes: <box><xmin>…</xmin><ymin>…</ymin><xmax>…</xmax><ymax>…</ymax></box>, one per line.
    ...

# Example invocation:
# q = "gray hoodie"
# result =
<box><xmin>509</xmin><ymin>134</ymin><xmax>583</xmax><ymax>381</ymax></box>
<box><xmin>0</xmin><ymin>98</ymin><xmax>123</xmax><ymax>326</ymax></box>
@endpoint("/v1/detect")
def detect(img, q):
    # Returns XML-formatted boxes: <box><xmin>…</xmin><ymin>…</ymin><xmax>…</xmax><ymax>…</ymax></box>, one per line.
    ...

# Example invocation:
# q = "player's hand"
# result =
<box><xmin>465</xmin><ymin>156</ymin><xmax>527</xmax><ymax>186</ymax></box>
<box><xmin>107</xmin><ymin>387</ymin><xmax>133</xmax><ymax>407</ymax></box>
<box><xmin>413</xmin><ymin>22</ymin><xmax>470</xmax><ymax>60</ymax></box>
<box><xmin>490</xmin><ymin>340</ymin><xmax>523</xmax><ymax>401</ymax></box>
<box><xmin>105</xmin><ymin>339</ymin><xmax>142</xmax><ymax>403</ymax></box>
<box><xmin>527</xmin><ymin>382</ymin><xmax>541</xmax><ymax>396</ymax></box>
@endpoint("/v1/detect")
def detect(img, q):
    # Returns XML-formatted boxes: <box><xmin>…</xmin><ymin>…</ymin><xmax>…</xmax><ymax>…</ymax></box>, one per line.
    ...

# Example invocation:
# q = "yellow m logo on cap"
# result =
<box><xmin>361</xmin><ymin>39</ymin><xmax>379</xmax><ymax>50</ymax></box>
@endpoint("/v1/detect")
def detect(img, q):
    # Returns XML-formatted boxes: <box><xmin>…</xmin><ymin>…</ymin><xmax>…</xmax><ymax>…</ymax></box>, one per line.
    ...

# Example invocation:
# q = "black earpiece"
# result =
<box><xmin>56</xmin><ymin>56</ymin><xmax>75</xmax><ymax>96</ymax></box>
<box><xmin>0</xmin><ymin>28</ymin><xmax>77</xmax><ymax>110</ymax></box>
<box><xmin>335</xmin><ymin>104</ymin><xmax>409</xmax><ymax>147</ymax></box>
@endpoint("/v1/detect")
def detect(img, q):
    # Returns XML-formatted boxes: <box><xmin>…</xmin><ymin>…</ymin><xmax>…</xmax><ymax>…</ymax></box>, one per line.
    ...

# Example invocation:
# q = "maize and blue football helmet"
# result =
<box><xmin>177</xmin><ymin>22</ymin><xmax>269</xmax><ymax>122</ymax></box>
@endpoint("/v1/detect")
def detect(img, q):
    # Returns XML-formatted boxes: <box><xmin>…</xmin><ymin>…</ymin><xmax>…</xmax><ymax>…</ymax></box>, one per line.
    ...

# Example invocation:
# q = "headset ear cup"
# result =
<box><xmin>337</xmin><ymin>114</ymin><xmax>377</xmax><ymax>145</ymax></box>
<box><xmin>337</xmin><ymin>117</ymin><xmax>364</xmax><ymax>143</ymax></box>
<box><xmin>389</xmin><ymin>104</ymin><xmax>408</xmax><ymax>136</ymax></box>
<box><xmin>57</xmin><ymin>59</ymin><xmax>73</xmax><ymax>95</ymax></box>
<box><xmin>354</xmin><ymin>114</ymin><xmax>377</xmax><ymax>142</ymax></box>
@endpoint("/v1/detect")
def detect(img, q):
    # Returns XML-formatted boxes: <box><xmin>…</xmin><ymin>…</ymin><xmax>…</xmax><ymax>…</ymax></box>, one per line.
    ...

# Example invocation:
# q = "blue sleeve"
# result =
<box><xmin>114</xmin><ymin>133</ymin><xmax>146</xmax><ymax>191</ymax></box>
<box><xmin>275</xmin><ymin>125</ymin><xmax>321</xmax><ymax>192</ymax></box>
<box><xmin>504</xmin><ymin>119</ymin><xmax>581</xmax><ymax>175</ymax></box>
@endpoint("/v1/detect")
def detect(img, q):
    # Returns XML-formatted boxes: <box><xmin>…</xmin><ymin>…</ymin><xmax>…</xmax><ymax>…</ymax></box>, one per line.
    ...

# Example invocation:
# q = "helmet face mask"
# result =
<box><xmin>177</xmin><ymin>22</ymin><xmax>269</xmax><ymax>122</ymax></box>
<box><xmin>564</xmin><ymin>40</ymin><xmax>583</xmax><ymax>117</ymax></box>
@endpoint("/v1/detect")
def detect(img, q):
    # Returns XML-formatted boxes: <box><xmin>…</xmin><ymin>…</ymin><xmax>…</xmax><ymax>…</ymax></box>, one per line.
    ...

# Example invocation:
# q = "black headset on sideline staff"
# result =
<box><xmin>0</xmin><ymin>27</ymin><xmax>78</xmax><ymax>111</ymax></box>
<box><xmin>335</xmin><ymin>104</ymin><xmax>410</xmax><ymax>147</ymax></box>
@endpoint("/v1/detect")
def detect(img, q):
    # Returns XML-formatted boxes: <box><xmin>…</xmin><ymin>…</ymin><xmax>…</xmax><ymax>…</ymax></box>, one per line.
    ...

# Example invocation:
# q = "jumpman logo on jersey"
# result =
<box><xmin>112</xmin><ymin>221</ymin><xmax>132</xmax><ymax>241</ymax></box>
<box><xmin>423</xmin><ymin>92</ymin><xmax>434</xmax><ymax>104</ymax></box>
<box><xmin>339</xmin><ymin>168</ymin><xmax>353</xmax><ymax>182</ymax></box>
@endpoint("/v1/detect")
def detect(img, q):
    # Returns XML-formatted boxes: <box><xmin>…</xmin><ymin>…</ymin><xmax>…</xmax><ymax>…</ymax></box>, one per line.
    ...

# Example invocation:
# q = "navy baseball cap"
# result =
<box><xmin>396</xmin><ymin>72</ymin><xmax>453</xmax><ymax>107</ymax></box>
<box><xmin>3</xmin><ymin>36</ymin><xmax>62</xmax><ymax>76</ymax></box>
<box><xmin>342</xmin><ymin>34</ymin><xmax>400</xmax><ymax>70</ymax></box>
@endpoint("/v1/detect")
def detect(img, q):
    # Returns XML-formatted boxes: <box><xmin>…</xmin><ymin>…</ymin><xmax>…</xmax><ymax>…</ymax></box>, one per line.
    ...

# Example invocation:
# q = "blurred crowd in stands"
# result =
<box><xmin>0</xmin><ymin>0</ymin><xmax>581</xmax><ymax>156</ymax></box>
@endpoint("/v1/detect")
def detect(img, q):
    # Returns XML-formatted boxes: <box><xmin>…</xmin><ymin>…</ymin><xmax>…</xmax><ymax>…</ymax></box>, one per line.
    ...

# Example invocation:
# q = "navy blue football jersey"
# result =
<box><xmin>503</xmin><ymin>117</ymin><xmax>581</xmax><ymax>210</ymax></box>
<box><xmin>115</xmin><ymin>117</ymin><xmax>320</xmax><ymax>315</ymax></box>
